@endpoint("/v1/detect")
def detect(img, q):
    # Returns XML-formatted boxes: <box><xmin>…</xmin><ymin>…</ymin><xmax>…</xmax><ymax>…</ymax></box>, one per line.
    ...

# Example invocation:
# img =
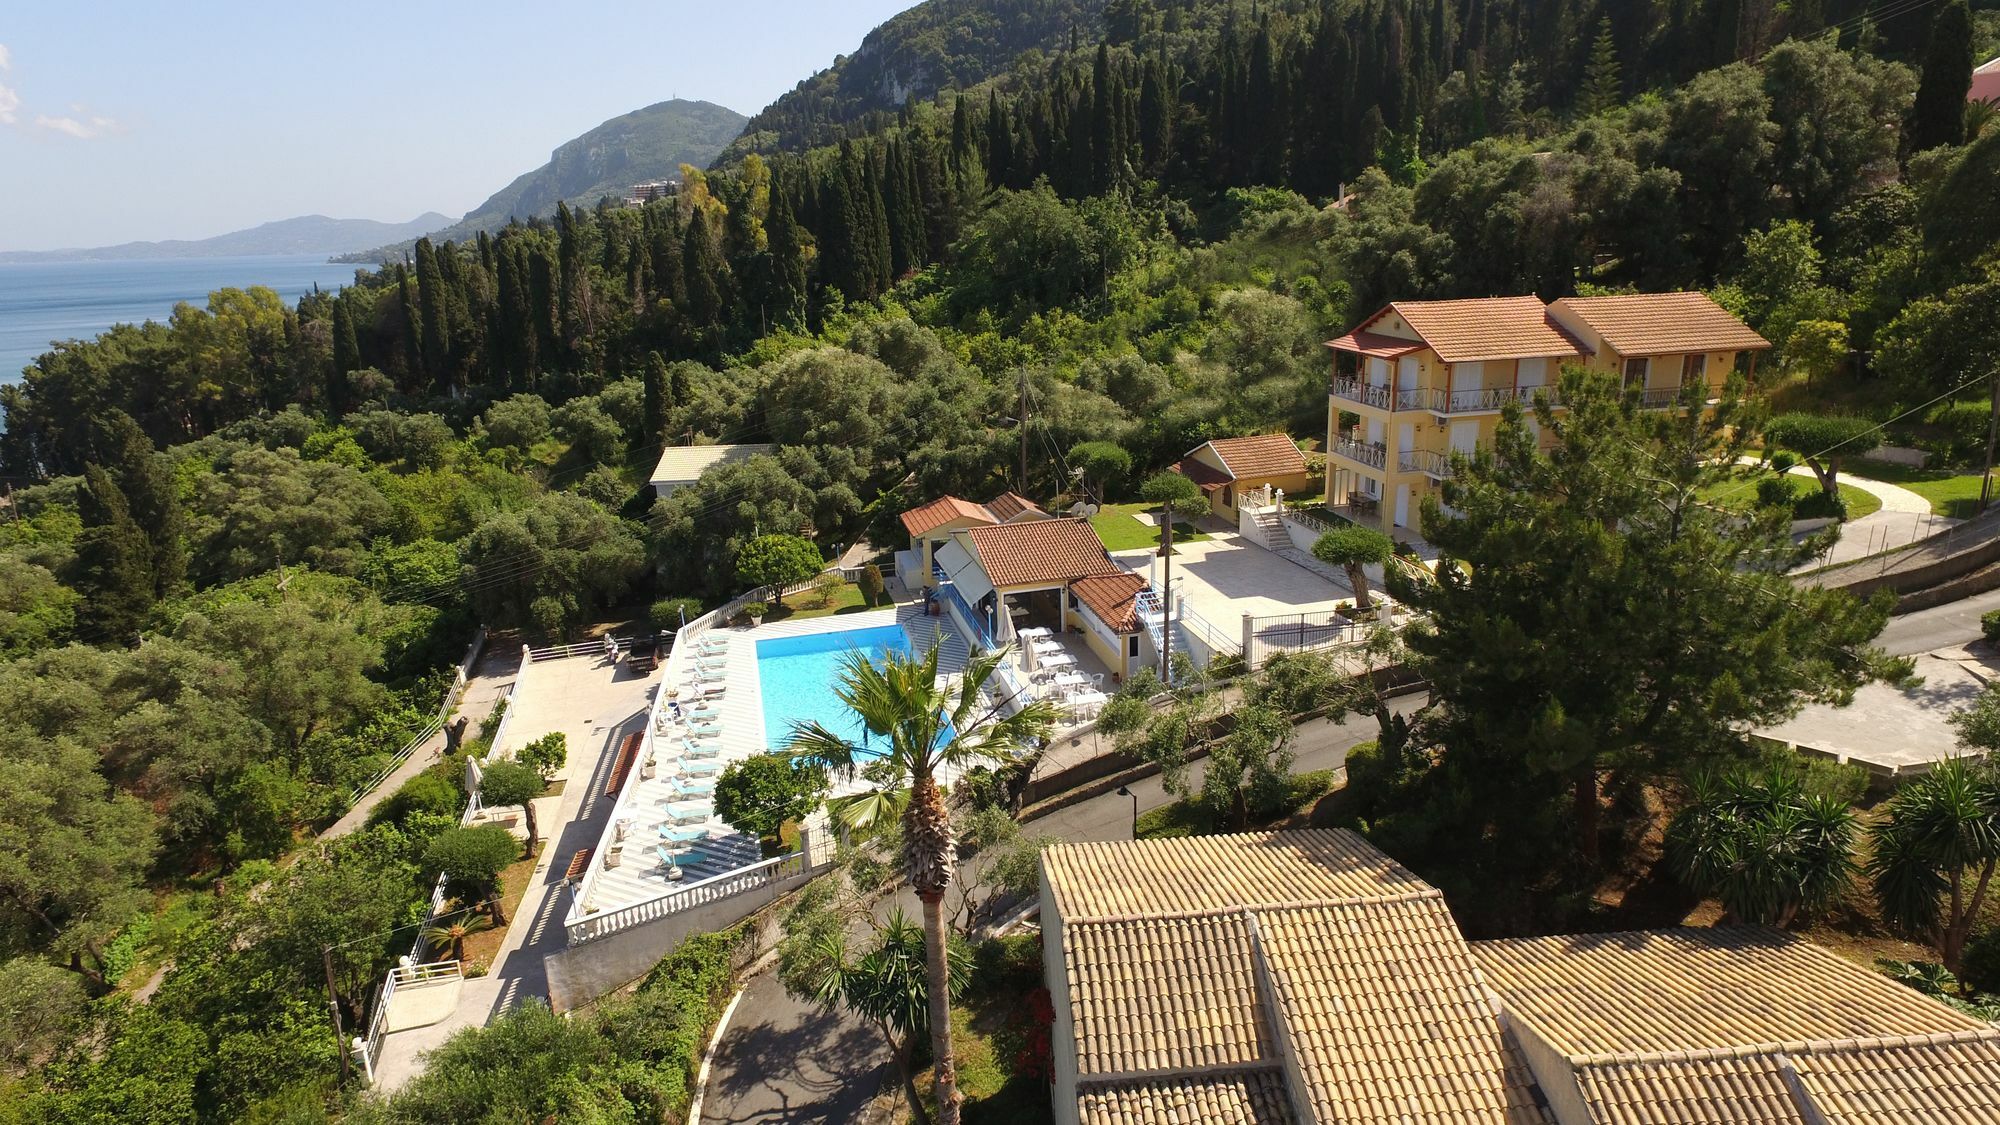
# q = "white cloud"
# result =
<box><xmin>0</xmin><ymin>44</ymin><xmax>12</xmax><ymax>70</ymax></box>
<box><xmin>0</xmin><ymin>84</ymin><xmax>18</xmax><ymax>126</ymax></box>
<box><xmin>34</xmin><ymin>112</ymin><xmax>119</xmax><ymax>139</ymax></box>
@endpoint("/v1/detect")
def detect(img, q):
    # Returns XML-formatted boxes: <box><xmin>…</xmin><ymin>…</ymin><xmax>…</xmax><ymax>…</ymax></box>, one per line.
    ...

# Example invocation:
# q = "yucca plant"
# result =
<box><xmin>1869</xmin><ymin>757</ymin><xmax>2000</xmax><ymax>974</ymax></box>
<box><xmin>788</xmin><ymin>641</ymin><xmax>1055</xmax><ymax>1125</ymax></box>
<box><xmin>423</xmin><ymin>918</ymin><xmax>474</xmax><ymax>965</ymax></box>
<box><xmin>1665</xmin><ymin>764</ymin><xmax>1856</xmax><ymax>927</ymax></box>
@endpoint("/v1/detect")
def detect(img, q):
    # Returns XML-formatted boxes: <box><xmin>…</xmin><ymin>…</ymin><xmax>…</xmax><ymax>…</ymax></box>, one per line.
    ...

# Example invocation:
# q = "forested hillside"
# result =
<box><xmin>2</xmin><ymin>0</ymin><xmax>1999</xmax><ymax>1119</ymax></box>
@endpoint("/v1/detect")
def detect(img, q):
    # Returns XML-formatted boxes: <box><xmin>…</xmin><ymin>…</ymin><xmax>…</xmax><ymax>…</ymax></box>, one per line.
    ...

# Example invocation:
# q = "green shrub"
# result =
<box><xmin>1135</xmin><ymin>800</ymin><xmax>1216</xmax><ymax>840</ymax></box>
<box><xmin>1791</xmin><ymin>488</ymin><xmax>1847</xmax><ymax>521</ymax></box>
<box><xmin>1768</xmin><ymin>451</ymin><xmax>1798</xmax><ymax>474</ymax></box>
<box><xmin>1756</xmin><ymin>476</ymin><xmax>1797</xmax><ymax>510</ymax></box>
<box><xmin>969</xmin><ymin>933</ymin><xmax>1043</xmax><ymax>995</ymax></box>
<box><xmin>518</xmin><ymin>732</ymin><xmax>567</xmax><ymax>781</ymax></box>
<box><xmin>1982</xmin><ymin>609</ymin><xmax>2000</xmax><ymax>646</ymax></box>
<box><xmin>1963</xmin><ymin>929</ymin><xmax>2000</xmax><ymax>996</ymax></box>
<box><xmin>1929</xmin><ymin>401</ymin><xmax>1989</xmax><ymax>466</ymax></box>
<box><xmin>739</xmin><ymin>601</ymin><xmax>768</xmax><ymax>621</ymax></box>
<box><xmin>858</xmin><ymin>564</ymin><xmax>886</xmax><ymax>607</ymax></box>
<box><xmin>367</xmin><ymin>769</ymin><xmax>462</xmax><ymax>828</ymax></box>
<box><xmin>651</xmin><ymin>596</ymin><xmax>705</xmax><ymax>632</ymax></box>
<box><xmin>1751</xmin><ymin>744</ymin><xmax>1868</xmax><ymax>806</ymax></box>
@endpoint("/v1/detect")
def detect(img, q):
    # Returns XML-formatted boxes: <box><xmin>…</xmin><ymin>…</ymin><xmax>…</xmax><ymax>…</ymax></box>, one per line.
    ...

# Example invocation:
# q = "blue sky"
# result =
<box><xmin>0</xmin><ymin>1</ymin><xmax>914</xmax><ymax>252</ymax></box>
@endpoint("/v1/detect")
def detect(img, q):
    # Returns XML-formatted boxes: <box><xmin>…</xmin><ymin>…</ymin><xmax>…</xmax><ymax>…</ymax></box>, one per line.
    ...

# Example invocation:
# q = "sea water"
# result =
<box><xmin>0</xmin><ymin>254</ymin><xmax>368</xmax><ymax>386</ymax></box>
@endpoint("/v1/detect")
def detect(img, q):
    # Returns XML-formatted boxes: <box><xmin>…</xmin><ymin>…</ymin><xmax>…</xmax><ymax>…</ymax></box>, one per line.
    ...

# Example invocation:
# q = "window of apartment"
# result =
<box><xmin>1128</xmin><ymin>635</ymin><xmax>1140</xmax><ymax>658</ymax></box>
<box><xmin>1622</xmin><ymin>357</ymin><xmax>1649</xmax><ymax>388</ymax></box>
<box><xmin>1682</xmin><ymin>354</ymin><xmax>1708</xmax><ymax>384</ymax></box>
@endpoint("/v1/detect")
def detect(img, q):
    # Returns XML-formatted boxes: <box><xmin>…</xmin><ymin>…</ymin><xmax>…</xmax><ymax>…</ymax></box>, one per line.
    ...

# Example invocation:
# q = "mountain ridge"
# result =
<box><xmin>0</xmin><ymin>212</ymin><xmax>454</xmax><ymax>263</ymax></box>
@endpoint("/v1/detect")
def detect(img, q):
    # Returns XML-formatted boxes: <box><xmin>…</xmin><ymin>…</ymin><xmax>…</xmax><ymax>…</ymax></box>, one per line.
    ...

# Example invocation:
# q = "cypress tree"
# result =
<box><xmin>1910</xmin><ymin>0</ymin><xmax>1974</xmax><ymax>152</ymax></box>
<box><xmin>1578</xmin><ymin>17</ymin><xmax>1622</xmax><ymax>117</ymax></box>
<box><xmin>682</xmin><ymin>207</ymin><xmax>727</xmax><ymax>336</ymax></box>
<box><xmin>395</xmin><ymin>264</ymin><xmax>424</xmax><ymax>389</ymax></box>
<box><xmin>103</xmin><ymin>411</ymin><xmax>186</xmax><ymax>597</ymax></box>
<box><xmin>1092</xmin><ymin>44</ymin><xmax>1119</xmax><ymax>191</ymax></box>
<box><xmin>330</xmin><ymin>296</ymin><xmax>360</xmax><ymax>377</ymax></box>
<box><xmin>986</xmin><ymin>90</ymin><xmax>1015</xmax><ymax>188</ymax></box>
<box><xmin>69</xmin><ymin>464</ymin><xmax>155</xmax><ymax>642</ymax></box>
<box><xmin>1138</xmin><ymin>58</ymin><xmax>1171</xmax><ymax>174</ymax></box>
<box><xmin>414</xmin><ymin>237</ymin><xmax>453</xmax><ymax>391</ymax></box>
<box><xmin>765</xmin><ymin>181</ymin><xmax>810</xmax><ymax>331</ymax></box>
<box><xmin>643</xmin><ymin>351</ymin><xmax>671</xmax><ymax>442</ymax></box>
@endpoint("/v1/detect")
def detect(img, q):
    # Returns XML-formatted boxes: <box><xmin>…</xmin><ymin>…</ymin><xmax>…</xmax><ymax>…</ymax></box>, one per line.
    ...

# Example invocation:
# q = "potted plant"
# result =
<box><xmin>741</xmin><ymin>601</ymin><xmax>768</xmax><ymax>626</ymax></box>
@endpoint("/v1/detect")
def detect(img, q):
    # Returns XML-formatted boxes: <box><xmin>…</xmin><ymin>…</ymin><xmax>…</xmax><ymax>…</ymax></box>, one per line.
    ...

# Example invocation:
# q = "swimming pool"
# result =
<box><xmin>757</xmin><ymin>624</ymin><xmax>941</xmax><ymax>758</ymax></box>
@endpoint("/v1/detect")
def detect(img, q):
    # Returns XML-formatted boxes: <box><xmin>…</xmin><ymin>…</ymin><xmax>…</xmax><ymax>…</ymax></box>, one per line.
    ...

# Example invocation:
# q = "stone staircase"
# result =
<box><xmin>1248</xmin><ymin>507</ymin><xmax>1290</xmax><ymax>551</ymax></box>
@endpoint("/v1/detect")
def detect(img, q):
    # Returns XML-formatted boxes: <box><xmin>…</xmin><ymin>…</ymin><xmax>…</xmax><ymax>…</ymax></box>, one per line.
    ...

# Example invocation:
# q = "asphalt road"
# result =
<box><xmin>696</xmin><ymin>698</ymin><xmax>1425</xmax><ymax>1124</ymax></box>
<box><xmin>1876</xmin><ymin>587</ymin><xmax>2000</xmax><ymax>656</ymax></box>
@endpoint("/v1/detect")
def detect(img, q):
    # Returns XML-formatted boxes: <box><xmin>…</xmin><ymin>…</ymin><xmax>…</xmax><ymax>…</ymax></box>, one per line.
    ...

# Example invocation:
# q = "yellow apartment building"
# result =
<box><xmin>1324</xmin><ymin>292</ymin><xmax>1769</xmax><ymax>540</ymax></box>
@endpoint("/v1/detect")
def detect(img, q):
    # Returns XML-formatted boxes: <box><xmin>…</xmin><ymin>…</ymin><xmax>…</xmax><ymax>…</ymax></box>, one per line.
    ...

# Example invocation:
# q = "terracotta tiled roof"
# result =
<box><xmin>1551</xmin><ymin>292</ymin><xmax>1770</xmax><ymax>357</ymax></box>
<box><xmin>1207</xmin><ymin>433</ymin><xmax>1308</xmax><ymax>480</ymax></box>
<box><xmin>962</xmin><ymin>518</ymin><xmax>1119</xmax><ymax>589</ymax></box>
<box><xmin>1472</xmin><ymin>927</ymin><xmax>1986</xmax><ymax>1055</ymax></box>
<box><xmin>1078</xmin><ymin>1071</ymin><xmax>1297</xmax><ymax>1125</ymax></box>
<box><xmin>1042</xmin><ymin>830</ymin><xmax>1431</xmax><ymax>920</ymax></box>
<box><xmin>1066</xmin><ymin>910</ymin><xmax>1274</xmax><ymax>1078</ymax></box>
<box><xmin>1476</xmin><ymin>927</ymin><xmax>2000</xmax><ymax>1124</ymax></box>
<box><xmin>1174</xmin><ymin>456</ymin><xmax>1232</xmax><ymax>491</ymax></box>
<box><xmin>899</xmin><ymin>495</ymin><xmax>995</xmax><ymax>538</ymax></box>
<box><xmin>983</xmin><ymin>490</ymin><xmax>1044</xmax><ymax>522</ymax></box>
<box><xmin>1069</xmin><ymin>572</ymin><xmax>1147</xmax><ymax>633</ymax></box>
<box><xmin>1257</xmin><ymin>897</ymin><xmax>1551</xmax><ymax>1123</ymax></box>
<box><xmin>1326</xmin><ymin>329</ymin><xmax>1427</xmax><ymax>358</ymax></box>
<box><xmin>1377</xmin><ymin>297</ymin><xmax>1589</xmax><ymax>364</ymax></box>
<box><xmin>1046</xmin><ymin>831</ymin><xmax>1548</xmax><ymax>1125</ymax></box>
<box><xmin>1571</xmin><ymin>1034</ymin><xmax>2000</xmax><ymax>1125</ymax></box>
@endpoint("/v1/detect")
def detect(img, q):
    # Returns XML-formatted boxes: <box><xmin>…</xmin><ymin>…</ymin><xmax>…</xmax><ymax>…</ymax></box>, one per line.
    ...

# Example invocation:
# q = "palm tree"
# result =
<box><xmin>1664</xmin><ymin>765</ymin><xmax>1856</xmax><ymax>926</ymax></box>
<box><xmin>789</xmin><ymin>909</ymin><xmax>970</xmax><ymax>1124</ymax></box>
<box><xmin>422</xmin><ymin>918</ymin><xmax>475</xmax><ymax>965</ymax></box>
<box><xmin>1869</xmin><ymin>756</ymin><xmax>2000</xmax><ymax>974</ymax></box>
<box><xmin>789</xmin><ymin>642</ymin><xmax>1056</xmax><ymax>1125</ymax></box>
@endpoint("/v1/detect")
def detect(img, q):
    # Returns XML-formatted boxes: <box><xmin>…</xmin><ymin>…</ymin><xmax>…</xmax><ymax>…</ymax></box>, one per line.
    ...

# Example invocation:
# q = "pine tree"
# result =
<box><xmin>1579</xmin><ymin>16</ymin><xmax>1622</xmax><ymax>117</ymax></box>
<box><xmin>1910</xmin><ymin>0</ymin><xmax>1974</xmax><ymax>152</ymax></box>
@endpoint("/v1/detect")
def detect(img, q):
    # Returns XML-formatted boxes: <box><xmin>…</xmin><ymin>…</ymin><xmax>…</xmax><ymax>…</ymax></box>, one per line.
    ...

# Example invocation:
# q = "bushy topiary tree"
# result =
<box><xmin>1763</xmin><ymin>413</ymin><xmax>1881</xmax><ymax>499</ymax></box>
<box><xmin>1312</xmin><ymin>525</ymin><xmax>1394</xmax><ymax>610</ymax></box>
<box><xmin>478</xmin><ymin>761</ymin><xmax>544</xmax><ymax>859</ymax></box>
<box><xmin>715</xmin><ymin>753</ymin><xmax>827</xmax><ymax>842</ymax></box>
<box><xmin>426</xmin><ymin>825</ymin><xmax>520</xmax><ymax>924</ymax></box>
<box><xmin>735</xmin><ymin>534</ymin><xmax>822</xmax><ymax>606</ymax></box>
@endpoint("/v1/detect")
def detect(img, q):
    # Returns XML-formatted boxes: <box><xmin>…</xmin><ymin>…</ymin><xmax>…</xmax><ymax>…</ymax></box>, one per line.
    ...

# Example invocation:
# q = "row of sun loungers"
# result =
<box><xmin>646</xmin><ymin>632</ymin><xmax>738</xmax><ymax>880</ymax></box>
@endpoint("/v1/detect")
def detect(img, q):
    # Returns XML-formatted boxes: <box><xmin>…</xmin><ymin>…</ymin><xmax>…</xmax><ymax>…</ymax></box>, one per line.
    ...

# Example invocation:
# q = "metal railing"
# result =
<box><xmin>564</xmin><ymin>848</ymin><xmax>815</xmax><ymax>945</ymax></box>
<box><xmin>1178</xmin><ymin>600</ymin><xmax>1241</xmax><ymax>656</ymax></box>
<box><xmin>1329</xmin><ymin>436</ymin><xmax>1388</xmax><ymax>469</ymax></box>
<box><xmin>1421</xmin><ymin>384</ymin><xmax>1562</xmax><ymax>413</ymax></box>
<box><xmin>527</xmin><ymin>639</ymin><xmax>610</xmax><ymax>662</ymax></box>
<box><xmin>1398</xmin><ymin>448</ymin><xmax>1454</xmax><ymax>478</ymax></box>
<box><xmin>1330</xmin><ymin>378</ymin><xmax>1427</xmax><ymax>411</ymax></box>
<box><xmin>1631</xmin><ymin>385</ymin><xmax>1697</xmax><ymax>410</ymax></box>
<box><xmin>341</xmin><ymin>627</ymin><xmax>484</xmax><ymax>811</ymax></box>
<box><xmin>361</xmin><ymin>960</ymin><xmax>463</xmax><ymax>1080</ymax></box>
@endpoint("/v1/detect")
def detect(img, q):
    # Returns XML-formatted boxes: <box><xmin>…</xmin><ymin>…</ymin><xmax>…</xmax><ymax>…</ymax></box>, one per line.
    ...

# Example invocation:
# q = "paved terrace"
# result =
<box><xmin>375</xmin><ymin>650</ymin><xmax>655</xmax><ymax>1090</ymax></box>
<box><xmin>570</xmin><ymin>603</ymin><xmax>971</xmax><ymax>927</ymax></box>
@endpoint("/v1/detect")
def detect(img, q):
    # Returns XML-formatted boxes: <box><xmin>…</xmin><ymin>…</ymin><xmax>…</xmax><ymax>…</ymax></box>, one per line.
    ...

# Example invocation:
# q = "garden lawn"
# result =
<box><xmin>1695</xmin><ymin>474</ymin><xmax>1882</xmax><ymax>520</ymax></box>
<box><xmin>452</xmin><ymin>840</ymin><xmax>546</xmax><ymax>973</ymax></box>
<box><xmin>1845</xmin><ymin>462</ymin><xmax>1990</xmax><ymax>518</ymax></box>
<box><xmin>764</xmin><ymin>581</ymin><xmax>876</xmax><ymax>622</ymax></box>
<box><xmin>1088</xmin><ymin>502</ymin><xmax>1211</xmax><ymax>552</ymax></box>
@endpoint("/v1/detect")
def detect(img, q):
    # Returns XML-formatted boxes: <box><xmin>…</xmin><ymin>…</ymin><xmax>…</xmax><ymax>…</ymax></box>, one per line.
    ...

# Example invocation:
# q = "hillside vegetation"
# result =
<box><xmin>1</xmin><ymin>0</ymin><xmax>1999</xmax><ymax>1119</ymax></box>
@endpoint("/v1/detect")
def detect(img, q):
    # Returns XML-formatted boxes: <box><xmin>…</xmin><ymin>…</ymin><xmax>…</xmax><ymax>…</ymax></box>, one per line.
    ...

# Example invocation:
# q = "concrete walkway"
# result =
<box><xmin>323</xmin><ymin>642</ymin><xmax>521</xmax><ymax>840</ymax></box>
<box><xmin>1779</xmin><ymin>465</ymin><xmax>1960</xmax><ymax>571</ymax></box>
<box><xmin>697</xmin><ymin>698</ymin><xmax>1425</xmax><ymax>1123</ymax></box>
<box><xmin>372</xmin><ymin>653</ymin><xmax>658</xmax><ymax>1091</ymax></box>
<box><xmin>1760</xmin><ymin>643</ymin><xmax>1998</xmax><ymax>775</ymax></box>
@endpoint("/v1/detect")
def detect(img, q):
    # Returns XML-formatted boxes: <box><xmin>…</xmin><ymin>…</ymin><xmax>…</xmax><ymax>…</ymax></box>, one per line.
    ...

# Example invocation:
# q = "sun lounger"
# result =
<box><xmin>678</xmin><ymin>759</ymin><xmax>723</xmax><ymax>777</ymax></box>
<box><xmin>666</xmin><ymin>800</ymin><xmax>711</xmax><ymax>824</ymax></box>
<box><xmin>659</xmin><ymin>825</ymin><xmax>707</xmax><ymax>844</ymax></box>
<box><xmin>680</xmin><ymin>742</ymin><xmax>721</xmax><ymax>759</ymax></box>
<box><xmin>670</xmin><ymin>778</ymin><xmax>715</xmax><ymax>797</ymax></box>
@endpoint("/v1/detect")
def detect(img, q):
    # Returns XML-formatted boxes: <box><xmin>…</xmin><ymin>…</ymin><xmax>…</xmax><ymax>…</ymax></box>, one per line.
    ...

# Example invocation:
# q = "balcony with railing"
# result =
<box><xmin>1630</xmin><ymin>384</ymin><xmax>1716</xmax><ymax>410</ymax></box>
<box><xmin>1398</xmin><ymin>448</ymin><xmax>1454</xmax><ymax>478</ymax></box>
<box><xmin>1422</xmin><ymin>384</ymin><xmax>1563</xmax><ymax>414</ymax></box>
<box><xmin>1329</xmin><ymin>435</ymin><xmax>1388</xmax><ymax>470</ymax></box>
<box><xmin>1331</xmin><ymin>377</ymin><xmax>1427</xmax><ymax>411</ymax></box>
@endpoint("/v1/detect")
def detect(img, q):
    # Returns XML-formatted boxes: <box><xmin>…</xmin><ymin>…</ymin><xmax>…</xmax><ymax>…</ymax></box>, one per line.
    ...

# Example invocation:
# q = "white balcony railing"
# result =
<box><xmin>1398</xmin><ymin>448</ymin><xmax>1454</xmax><ymax>478</ymax></box>
<box><xmin>1330</xmin><ymin>436</ymin><xmax>1388</xmax><ymax>469</ymax></box>
<box><xmin>1331</xmin><ymin>377</ymin><xmax>1427</xmax><ymax>411</ymax></box>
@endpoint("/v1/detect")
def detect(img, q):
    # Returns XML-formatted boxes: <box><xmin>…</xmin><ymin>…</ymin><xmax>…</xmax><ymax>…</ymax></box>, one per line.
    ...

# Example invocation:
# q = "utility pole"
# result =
<box><xmin>1158</xmin><ymin>503</ymin><xmax>1176</xmax><ymax>680</ymax></box>
<box><xmin>1982</xmin><ymin>366</ymin><xmax>1999</xmax><ymax>512</ymax></box>
<box><xmin>1017</xmin><ymin>369</ymin><xmax>1030</xmax><ymax>495</ymax></box>
<box><xmin>323</xmin><ymin>946</ymin><xmax>351</xmax><ymax>1083</ymax></box>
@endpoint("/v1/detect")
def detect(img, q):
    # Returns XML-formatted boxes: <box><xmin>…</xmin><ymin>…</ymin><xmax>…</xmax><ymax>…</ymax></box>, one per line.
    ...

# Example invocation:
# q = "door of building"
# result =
<box><xmin>1394</xmin><ymin>485</ymin><xmax>1410</xmax><ymax>527</ymax></box>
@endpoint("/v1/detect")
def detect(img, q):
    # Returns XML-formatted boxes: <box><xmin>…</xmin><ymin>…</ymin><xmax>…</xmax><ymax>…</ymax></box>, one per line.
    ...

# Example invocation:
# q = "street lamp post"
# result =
<box><xmin>1116</xmin><ymin>785</ymin><xmax>1139</xmax><ymax>839</ymax></box>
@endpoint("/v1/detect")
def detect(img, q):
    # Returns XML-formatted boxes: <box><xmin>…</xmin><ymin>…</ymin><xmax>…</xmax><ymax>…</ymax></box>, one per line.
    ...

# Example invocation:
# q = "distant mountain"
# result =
<box><xmin>716</xmin><ymin>0</ymin><xmax>1104</xmax><ymax>164</ymax></box>
<box><xmin>385</xmin><ymin>99</ymin><xmax>746</xmax><ymax>255</ymax></box>
<box><xmin>0</xmin><ymin>213</ymin><xmax>454</xmax><ymax>262</ymax></box>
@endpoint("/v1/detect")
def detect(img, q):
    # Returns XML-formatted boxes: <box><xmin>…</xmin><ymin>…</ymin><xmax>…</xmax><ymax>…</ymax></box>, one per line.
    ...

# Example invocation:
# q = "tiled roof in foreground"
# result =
<box><xmin>1043</xmin><ymin>829</ymin><xmax>1430</xmax><ymax>921</ymax></box>
<box><xmin>1048</xmin><ymin>830</ymin><xmax>1548</xmax><ymax>1124</ymax></box>
<box><xmin>1475</xmin><ymin>927</ymin><xmax>2000</xmax><ymax>1124</ymax></box>
<box><xmin>1078</xmin><ymin>1070</ymin><xmax>1297</xmax><ymax>1125</ymax></box>
<box><xmin>1472</xmin><ymin>927</ymin><xmax>1987</xmax><ymax>1055</ymax></box>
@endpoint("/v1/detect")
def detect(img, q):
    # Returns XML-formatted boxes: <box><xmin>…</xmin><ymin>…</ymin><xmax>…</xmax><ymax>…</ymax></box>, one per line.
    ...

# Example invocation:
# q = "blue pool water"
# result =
<box><xmin>756</xmin><ymin>624</ymin><xmax>946</xmax><ymax>757</ymax></box>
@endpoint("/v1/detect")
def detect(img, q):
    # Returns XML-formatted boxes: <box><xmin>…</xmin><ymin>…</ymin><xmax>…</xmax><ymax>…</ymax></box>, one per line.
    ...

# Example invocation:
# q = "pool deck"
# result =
<box><xmin>575</xmin><ymin>602</ymin><xmax>969</xmax><ymax>918</ymax></box>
